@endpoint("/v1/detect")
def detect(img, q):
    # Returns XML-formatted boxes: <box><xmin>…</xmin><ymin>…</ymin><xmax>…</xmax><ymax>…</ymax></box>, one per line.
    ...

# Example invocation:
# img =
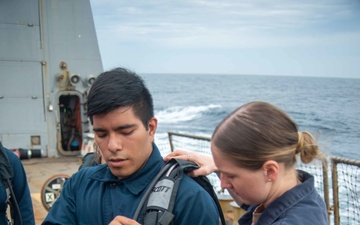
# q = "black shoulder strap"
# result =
<box><xmin>0</xmin><ymin>141</ymin><xmax>13</xmax><ymax>205</ymax></box>
<box><xmin>133</xmin><ymin>158</ymin><xmax>226</xmax><ymax>225</ymax></box>
<box><xmin>79</xmin><ymin>152</ymin><xmax>97</xmax><ymax>170</ymax></box>
<box><xmin>0</xmin><ymin>141</ymin><xmax>13</xmax><ymax>181</ymax></box>
<box><xmin>0</xmin><ymin>142</ymin><xmax>23</xmax><ymax>225</ymax></box>
<box><xmin>175</xmin><ymin>159</ymin><xmax>226</xmax><ymax>225</ymax></box>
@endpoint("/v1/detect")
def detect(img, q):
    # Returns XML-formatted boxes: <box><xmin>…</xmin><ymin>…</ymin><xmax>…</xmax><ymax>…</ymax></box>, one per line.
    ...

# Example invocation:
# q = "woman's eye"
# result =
<box><xmin>225</xmin><ymin>174</ymin><xmax>235</xmax><ymax>179</ymax></box>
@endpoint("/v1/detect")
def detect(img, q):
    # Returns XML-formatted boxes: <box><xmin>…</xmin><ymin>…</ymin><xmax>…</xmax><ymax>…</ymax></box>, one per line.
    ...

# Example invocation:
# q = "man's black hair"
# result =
<box><xmin>87</xmin><ymin>67</ymin><xmax>154</xmax><ymax>129</ymax></box>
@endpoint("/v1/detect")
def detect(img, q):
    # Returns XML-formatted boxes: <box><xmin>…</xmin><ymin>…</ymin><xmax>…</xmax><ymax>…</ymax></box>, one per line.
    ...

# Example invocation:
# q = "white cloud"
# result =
<box><xmin>90</xmin><ymin>0</ymin><xmax>360</xmax><ymax>77</ymax></box>
<box><xmin>93</xmin><ymin>0</ymin><xmax>357</xmax><ymax>40</ymax></box>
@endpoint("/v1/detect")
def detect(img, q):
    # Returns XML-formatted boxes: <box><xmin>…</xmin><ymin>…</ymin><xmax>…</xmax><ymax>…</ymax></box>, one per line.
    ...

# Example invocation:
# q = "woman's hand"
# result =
<box><xmin>164</xmin><ymin>149</ymin><xmax>217</xmax><ymax>177</ymax></box>
<box><xmin>108</xmin><ymin>216</ymin><xmax>140</xmax><ymax>225</ymax></box>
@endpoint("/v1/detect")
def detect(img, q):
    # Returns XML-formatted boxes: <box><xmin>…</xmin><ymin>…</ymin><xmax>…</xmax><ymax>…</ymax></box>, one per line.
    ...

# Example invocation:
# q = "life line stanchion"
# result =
<box><xmin>41</xmin><ymin>174</ymin><xmax>70</xmax><ymax>211</ymax></box>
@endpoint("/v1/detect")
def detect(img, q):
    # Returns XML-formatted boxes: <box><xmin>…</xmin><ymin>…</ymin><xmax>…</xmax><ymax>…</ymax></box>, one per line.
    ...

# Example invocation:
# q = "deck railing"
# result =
<box><xmin>330</xmin><ymin>157</ymin><xmax>360</xmax><ymax>225</ymax></box>
<box><xmin>167</xmin><ymin>132</ymin><xmax>360</xmax><ymax>225</ymax></box>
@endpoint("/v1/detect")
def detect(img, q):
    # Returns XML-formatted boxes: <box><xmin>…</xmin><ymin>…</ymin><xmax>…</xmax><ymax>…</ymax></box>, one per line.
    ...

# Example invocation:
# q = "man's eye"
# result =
<box><xmin>122</xmin><ymin>130</ymin><xmax>133</xmax><ymax>135</ymax></box>
<box><xmin>96</xmin><ymin>133</ymin><xmax>107</xmax><ymax>138</ymax></box>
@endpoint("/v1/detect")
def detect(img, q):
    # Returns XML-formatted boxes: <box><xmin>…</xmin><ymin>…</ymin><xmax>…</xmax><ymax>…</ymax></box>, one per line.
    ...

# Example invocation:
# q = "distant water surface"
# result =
<box><xmin>140</xmin><ymin>73</ymin><xmax>360</xmax><ymax>159</ymax></box>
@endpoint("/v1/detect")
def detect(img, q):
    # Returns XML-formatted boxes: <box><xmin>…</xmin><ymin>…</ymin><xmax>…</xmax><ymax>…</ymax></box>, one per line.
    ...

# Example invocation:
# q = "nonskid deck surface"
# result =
<box><xmin>22</xmin><ymin>156</ymin><xmax>80</xmax><ymax>225</ymax></box>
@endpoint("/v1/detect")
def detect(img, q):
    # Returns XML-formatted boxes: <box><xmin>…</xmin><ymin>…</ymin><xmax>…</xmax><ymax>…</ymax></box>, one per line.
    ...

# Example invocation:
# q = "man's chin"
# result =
<box><xmin>109</xmin><ymin>166</ymin><xmax>131</xmax><ymax>180</ymax></box>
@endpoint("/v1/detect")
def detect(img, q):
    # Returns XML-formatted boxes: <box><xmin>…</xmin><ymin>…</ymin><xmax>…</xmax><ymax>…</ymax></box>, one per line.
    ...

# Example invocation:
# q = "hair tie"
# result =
<box><xmin>295</xmin><ymin>132</ymin><xmax>303</xmax><ymax>154</ymax></box>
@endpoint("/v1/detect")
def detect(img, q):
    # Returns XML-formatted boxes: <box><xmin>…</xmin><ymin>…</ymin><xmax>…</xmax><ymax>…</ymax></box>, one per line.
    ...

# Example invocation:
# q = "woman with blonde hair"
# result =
<box><xmin>165</xmin><ymin>101</ymin><xmax>328</xmax><ymax>225</ymax></box>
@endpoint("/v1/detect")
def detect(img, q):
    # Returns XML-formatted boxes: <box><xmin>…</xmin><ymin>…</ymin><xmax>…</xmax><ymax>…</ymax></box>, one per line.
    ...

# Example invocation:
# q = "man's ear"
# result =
<box><xmin>262</xmin><ymin>160</ymin><xmax>279</xmax><ymax>182</ymax></box>
<box><xmin>148</xmin><ymin>117</ymin><xmax>158</xmax><ymax>137</ymax></box>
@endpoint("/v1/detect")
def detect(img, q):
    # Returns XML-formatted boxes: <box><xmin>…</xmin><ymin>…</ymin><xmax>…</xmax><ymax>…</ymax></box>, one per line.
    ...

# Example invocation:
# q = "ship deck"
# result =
<box><xmin>23</xmin><ymin>156</ymin><xmax>80</xmax><ymax>225</ymax></box>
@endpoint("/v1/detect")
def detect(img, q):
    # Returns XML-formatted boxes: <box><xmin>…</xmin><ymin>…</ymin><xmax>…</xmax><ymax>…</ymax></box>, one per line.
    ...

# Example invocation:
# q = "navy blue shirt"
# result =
<box><xmin>238</xmin><ymin>170</ymin><xmax>328</xmax><ymax>225</ymax></box>
<box><xmin>0</xmin><ymin>147</ymin><xmax>35</xmax><ymax>225</ymax></box>
<box><xmin>43</xmin><ymin>144</ymin><xmax>220</xmax><ymax>225</ymax></box>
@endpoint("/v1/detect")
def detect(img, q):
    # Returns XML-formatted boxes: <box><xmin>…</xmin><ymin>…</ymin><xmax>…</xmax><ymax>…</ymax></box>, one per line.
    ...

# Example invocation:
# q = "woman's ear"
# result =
<box><xmin>262</xmin><ymin>160</ymin><xmax>279</xmax><ymax>182</ymax></box>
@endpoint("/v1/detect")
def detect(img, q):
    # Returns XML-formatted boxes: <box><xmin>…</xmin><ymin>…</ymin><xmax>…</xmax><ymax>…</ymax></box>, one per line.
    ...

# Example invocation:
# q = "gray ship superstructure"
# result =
<box><xmin>0</xmin><ymin>0</ymin><xmax>103</xmax><ymax>157</ymax></box>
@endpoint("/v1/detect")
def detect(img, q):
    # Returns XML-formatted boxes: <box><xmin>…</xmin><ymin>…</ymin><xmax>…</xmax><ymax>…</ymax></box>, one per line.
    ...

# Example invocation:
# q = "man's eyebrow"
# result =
<box><xmin>113</xmin><ymin>124</ymin><xmax>137</xmax><ymax>131</ymax></box>
<box><xmin>93</xmin><ymin>124</ymin><xmax>137</xmax><ymax>132</ymax></box>
<box><xmin>93</xmin><ymin>127</ymin><xmax>106</xmax><ymax>133</ymax></box>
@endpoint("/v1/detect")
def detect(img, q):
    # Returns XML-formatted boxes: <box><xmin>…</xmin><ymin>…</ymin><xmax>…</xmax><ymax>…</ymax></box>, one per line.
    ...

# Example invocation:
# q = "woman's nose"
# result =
<box><xmin>220</xmin><ymin>174</ymin><xmax>232</xmax><ymax>189</ymax></box>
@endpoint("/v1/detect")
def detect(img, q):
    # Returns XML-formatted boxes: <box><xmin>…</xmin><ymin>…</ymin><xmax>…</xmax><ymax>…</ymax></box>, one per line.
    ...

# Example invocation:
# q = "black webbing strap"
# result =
<box><xmin>133</xmin><ymin>158</ymin><xmax>226</xmax><ymax>225</ymax></box>
<box><xmin>175</xmin><ymin>159</ymin><xmax>226</xmax><ymax>225</ymax></box>
<box><xmin>133</xmin><ymin>161</ymin><xmax>177</xmax><ymax>222</ymax></box>
<box><xmin>0</xmin><ymin>142</ymin><xmax>23</xmax><ymax>225</ymax></box>
<box><xmin>142</xmin><ymin>161</ymin><xmax>182</xmax><ymax>225</ymax></box>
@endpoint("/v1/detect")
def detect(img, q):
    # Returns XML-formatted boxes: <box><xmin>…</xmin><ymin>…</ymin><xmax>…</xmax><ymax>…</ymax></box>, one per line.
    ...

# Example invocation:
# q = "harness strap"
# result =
<box><xmin>144</xmin><ymin>210</ymin><xmax>175</xmax><ymax>225</ymax></box>
<box><xmin>133</xmin><ymin>162</ymin><xmax>175</xmax><ymax>221</ymax></box>
<box><xmin>0</xmin><ymin>142</ymin><xmax>23</xmax><ymax>225</ymax></box>
<box><xmin>134</xmin><ymin>158</ymin><xmax>226</xmax><ymax>225</ymax></box>
<box><xmin>143</xmin><ymin>164</ymin><xmax>182</xmax><ymax>225</ymax></box>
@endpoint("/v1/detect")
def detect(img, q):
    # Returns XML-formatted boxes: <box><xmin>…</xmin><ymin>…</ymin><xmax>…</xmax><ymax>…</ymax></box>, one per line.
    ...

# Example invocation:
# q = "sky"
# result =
<box><xmin>89</xmin><ymin>0</ymin><xmax>360</xmax><ymax>78</ymax></box>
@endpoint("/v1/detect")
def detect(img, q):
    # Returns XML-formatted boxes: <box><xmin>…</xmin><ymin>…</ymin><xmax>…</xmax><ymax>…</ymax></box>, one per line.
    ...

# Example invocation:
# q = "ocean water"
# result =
<box><xmin>140</xmin><ymin>73</ymin><xmax>360</xmax><ymax>160</ymax></box>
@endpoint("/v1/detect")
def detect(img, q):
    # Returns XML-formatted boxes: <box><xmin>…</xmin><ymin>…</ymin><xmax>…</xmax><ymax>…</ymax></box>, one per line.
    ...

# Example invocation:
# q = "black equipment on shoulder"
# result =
<box><xmin>0</xmin><ymin>142</ymin><xmax>23</xmax><ymax>225</ymax></box>
<box><xmin>133</xmin><ymin>158</ymin><xmax>226</xmax><ymax>225</ymax></box>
